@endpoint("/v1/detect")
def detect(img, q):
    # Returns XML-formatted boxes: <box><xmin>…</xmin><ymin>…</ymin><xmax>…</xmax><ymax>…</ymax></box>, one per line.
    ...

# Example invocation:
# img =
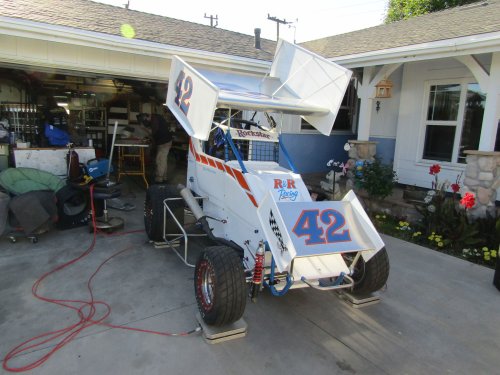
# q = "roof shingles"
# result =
<box><xmin>2</xmin><ymin>0</ymin><xmax>499</xmax><ymax>61</ymax></box>
<box><xmin>0</xmin><ymin>0</ymin><xmax>276</xmax><ymax>61</ymax></box>
<box><xmin>300</xmin><ymin>0</ymin><xmax>500</xmax><ymax>58</ymax></box>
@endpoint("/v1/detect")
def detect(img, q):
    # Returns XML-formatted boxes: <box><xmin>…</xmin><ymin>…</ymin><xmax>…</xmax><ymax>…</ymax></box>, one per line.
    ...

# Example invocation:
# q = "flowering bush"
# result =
<box><xmin>396</xmin><ymin>220</ymin><xmax>411</xmax><ymax>231</ymax></box>
<box><xmin>462</xmin><ymin>246</ymin><xmax>498</xmax><ymax>266</ymax></box>
<box><xmin>427</xmin><ymin>232</ymin><xmax>447</xmax><ymax>248</ymax></box>
<box><xmin>415</xmin><ymin>165</ymin><xmax>481</xmax><ymax>251</ymax></box>
<box><xmin>354</xmin><ymin>157</ymin><xmax>397</xmax><ymax>201</ymax></box>
<box><xmin>368</xmin><ymin>163</ymin><xmax>498</xmax><ymax>269</ymax></box>
<box><xmin>370</xmin><ymin>210</ymin><xmax>498</xmax><ymax>268</ymax></box>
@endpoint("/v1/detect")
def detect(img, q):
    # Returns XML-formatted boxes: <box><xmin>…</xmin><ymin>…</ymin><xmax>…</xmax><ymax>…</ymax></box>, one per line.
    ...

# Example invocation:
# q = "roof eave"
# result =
<box><xmin>0</xmin><ymin>16</ymin><xmax>272</xmax><ymax>75</ymax></box>
<box><xmin>330</xmin><ymin>31</ymin><xmax>500</xmax><ymax>68</ymax></box>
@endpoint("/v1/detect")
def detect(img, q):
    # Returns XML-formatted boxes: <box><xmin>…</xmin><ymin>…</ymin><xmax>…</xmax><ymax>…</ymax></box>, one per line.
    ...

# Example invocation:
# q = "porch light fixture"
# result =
<box><xmin>375</xmin><ymin>79</ymin><xmax>393</xmax><ymax>98</ymax></box>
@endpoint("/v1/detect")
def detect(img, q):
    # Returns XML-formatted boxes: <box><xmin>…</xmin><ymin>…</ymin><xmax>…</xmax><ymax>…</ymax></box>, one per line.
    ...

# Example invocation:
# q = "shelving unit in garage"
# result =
<box><xmin>71</xmin><ymin>107</ymin><xmax>107</xmax><ymax>154</ymax></box>
<box><xmin>83</xmin><ymin>107</ymin><xmax>107</xmax><ymax>153</ymax></box>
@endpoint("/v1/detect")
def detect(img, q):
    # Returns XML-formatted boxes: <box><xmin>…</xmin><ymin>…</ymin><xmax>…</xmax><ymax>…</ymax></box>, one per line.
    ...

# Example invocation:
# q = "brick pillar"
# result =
<box><xmin>463</xmin><ymin>150</ymin><xmax>500</xmax><ymax>219</ymax></box>
<box><xmin>345</xmin><ymin>140</ymin><xmax>377</xmax><ymax>191</ymax></box>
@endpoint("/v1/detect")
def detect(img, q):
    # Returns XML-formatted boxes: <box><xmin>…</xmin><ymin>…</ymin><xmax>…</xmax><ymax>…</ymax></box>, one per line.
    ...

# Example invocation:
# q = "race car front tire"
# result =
<box><xmin>195</xmin><ymin>246</ymin><xmax>247</xmax><ymax>326</ymax></box>
<box><xmin>348</xmin><ymin>247</ymin><xmax>390</xmax><ymax>295</ymax></box>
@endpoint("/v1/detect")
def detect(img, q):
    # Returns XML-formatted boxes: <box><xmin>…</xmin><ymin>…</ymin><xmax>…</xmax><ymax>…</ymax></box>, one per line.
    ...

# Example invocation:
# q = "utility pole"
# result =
<box><xmin>204</xmin><ymin>13</ymin><xmax>218</xmax><ymax>28</ymax></box>
<box><xmin>267</xmin><ymin>14</ymin><xmax>292</xmax><ymax>41</ymax></box>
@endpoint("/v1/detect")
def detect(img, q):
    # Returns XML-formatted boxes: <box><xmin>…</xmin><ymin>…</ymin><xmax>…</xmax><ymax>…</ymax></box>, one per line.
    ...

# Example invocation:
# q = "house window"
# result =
<box><xmin>301</xmin><ymin>77</ymin><xmax>358</xmax><ymax>133</ymax></box>
<box><xmin>422</xmin><ymin>82</ymin><xmax>486</xmax><ymax>163</ymax></box>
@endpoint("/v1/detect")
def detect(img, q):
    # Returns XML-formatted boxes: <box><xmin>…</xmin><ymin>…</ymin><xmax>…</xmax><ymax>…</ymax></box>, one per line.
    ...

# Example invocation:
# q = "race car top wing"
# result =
<box><xmin>166</xmin><ymin>39</ymin><xmax>352</xmax><ymax>140</ymax></box>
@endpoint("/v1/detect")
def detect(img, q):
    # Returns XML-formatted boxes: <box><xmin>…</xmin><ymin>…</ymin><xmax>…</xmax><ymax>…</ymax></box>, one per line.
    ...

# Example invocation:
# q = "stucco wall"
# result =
<box><xmin>393</xmin><ymin>57</ymin><xmax>487</xmax><ymax>188</ymax></box>
<box><xmin>370</xmin><ymin>66</ymin><xmax>403</xmax><ymax>140</ymax></box>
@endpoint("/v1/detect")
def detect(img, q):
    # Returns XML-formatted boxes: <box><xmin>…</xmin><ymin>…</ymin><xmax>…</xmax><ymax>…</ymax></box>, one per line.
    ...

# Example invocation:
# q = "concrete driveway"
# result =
<box><xmin>1</xmin><ymin>186</ymin><xmax>499</xmax><ymax>375</ymax></box>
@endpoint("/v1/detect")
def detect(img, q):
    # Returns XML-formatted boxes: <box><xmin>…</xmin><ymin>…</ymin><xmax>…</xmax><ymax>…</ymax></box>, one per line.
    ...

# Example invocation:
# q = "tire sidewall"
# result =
<box><xmin>144</xmin><ymin>184</ymin><xmax>182</xmax><ymax>241</ymax></box>
<box><xmin>194</xmin><ymin>246</ymin><xmax>247</xmax><ymax>326</ymax></box>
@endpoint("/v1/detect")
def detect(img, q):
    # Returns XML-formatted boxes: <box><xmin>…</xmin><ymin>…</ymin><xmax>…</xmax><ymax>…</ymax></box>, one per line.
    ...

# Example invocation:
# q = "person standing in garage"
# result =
<box><xmin>137</xmin><ymin>110</ymin><xmax>173</xmax><ymax>184</ymax></box>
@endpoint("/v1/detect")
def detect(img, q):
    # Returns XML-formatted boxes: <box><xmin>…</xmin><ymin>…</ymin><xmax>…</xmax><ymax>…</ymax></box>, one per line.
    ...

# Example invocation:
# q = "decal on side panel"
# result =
<box><xmin>273</xmin><ymin>179</ymin><xmax>298</xmax><ymax>201</ymax></box>
<box><xmin>188</xmin><ymin>139</ymin><xmax>257</xmax><ymax>207</ymax></box>
<box><xmin>292</xmin><ymin>209</ymin><xmax>351</xmax><ymax>246</ymax></box>
<box><xmin>269</xmin><ymin>209</ymin><xmax>288</xmax><ymax>254</ymax></box>
<box><xmin>173</xmin><ymin>71</ymin><xmax>193</xmax><ymax>116</ymax></box>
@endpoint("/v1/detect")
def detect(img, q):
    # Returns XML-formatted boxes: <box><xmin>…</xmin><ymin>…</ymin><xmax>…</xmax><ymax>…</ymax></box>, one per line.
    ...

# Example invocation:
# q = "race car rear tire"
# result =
<box><xmin>195</xmin><ymin>246</ymin><xmax>247</xmax><ymax>326</ymax></box>
<box><xmin>348</xmin><ymin>247</ymin><xmax>390</xmax><ymax>295</ymax></box>
<box><xmin>144</xmin><ymin>184</ymin><xmax>183</xmax><ymax>242</ymax></box>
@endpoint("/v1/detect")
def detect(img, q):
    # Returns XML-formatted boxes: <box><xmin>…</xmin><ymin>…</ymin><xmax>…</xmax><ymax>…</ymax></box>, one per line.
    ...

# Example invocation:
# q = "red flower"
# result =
<box><xmin>460</xmin><ymin>192</ymin><xmax>475</xmax><ymax>209</ymax></box>
<box><xmin>451</xmin><ymin>183</ymin><xmax>460</xmax><ymax>193</ymax></box>
<box><xmin>429</xmin><ymin>164</ymin><xmax>441</xmax><ymax>175</ymax></box>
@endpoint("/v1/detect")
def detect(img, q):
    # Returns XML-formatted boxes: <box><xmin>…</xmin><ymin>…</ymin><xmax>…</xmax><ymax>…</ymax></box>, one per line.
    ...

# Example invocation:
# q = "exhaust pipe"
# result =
<box><xmin>178</xmin><ymin>184</ymin><xmax>204</xmax><ymax>220</ymax></box>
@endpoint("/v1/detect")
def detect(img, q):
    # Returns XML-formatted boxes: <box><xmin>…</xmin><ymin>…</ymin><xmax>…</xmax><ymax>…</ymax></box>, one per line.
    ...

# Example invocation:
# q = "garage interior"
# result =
<box><xmin>0</xmin><ymin>66</ymin><xmax>189</xmax><ymax>176</ymax></box>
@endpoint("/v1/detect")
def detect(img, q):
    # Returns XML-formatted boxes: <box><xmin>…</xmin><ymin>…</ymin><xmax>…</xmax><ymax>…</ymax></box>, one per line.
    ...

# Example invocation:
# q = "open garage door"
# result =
<box><xmin>0</xmin><ymin>67</ymin><xmax>188</xmax><ymax>173</ymax></box>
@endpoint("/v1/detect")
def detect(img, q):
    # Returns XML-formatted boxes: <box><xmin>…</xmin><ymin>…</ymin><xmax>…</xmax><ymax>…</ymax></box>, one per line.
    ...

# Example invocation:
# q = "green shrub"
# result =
<box><xmin>355</xmin><ymin>158</ymin><xmax>397</xmax><ymax>200</ymax></box>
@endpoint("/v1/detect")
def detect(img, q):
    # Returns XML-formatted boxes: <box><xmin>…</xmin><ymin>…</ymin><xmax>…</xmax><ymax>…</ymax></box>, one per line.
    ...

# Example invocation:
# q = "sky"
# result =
<box><xmin>94</xmin><ymin>0</ymin><xmax>389</xmax><ymax>43</ymax></box>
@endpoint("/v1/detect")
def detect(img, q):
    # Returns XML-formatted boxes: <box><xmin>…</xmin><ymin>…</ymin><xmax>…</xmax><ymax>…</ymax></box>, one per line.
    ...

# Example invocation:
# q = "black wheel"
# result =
<box><xmin>144</xmin><ymin>184</ymin><xmax>183</xmax><ymax>241</ymax></box>
<box><xmin>344</xmin><ymin>247</ymin><xmax>390</xmax><ymax>295</ymax></box>
<box><xmin>56</xmin><ymin>185</ymin><xmax>89</xmax><ymax>230</ymax></box>
<box><xmin>195</xmin><ymin>246</ymin><xmax>247</xmax><ymax>326</ymax></box>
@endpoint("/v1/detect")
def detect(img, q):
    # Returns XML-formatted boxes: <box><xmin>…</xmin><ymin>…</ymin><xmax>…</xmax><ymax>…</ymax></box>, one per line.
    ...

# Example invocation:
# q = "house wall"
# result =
<box><xmin>279</xmin><ymin>133</ymin><xmax>350</xmax><ymax>173</ymax></box>
<box><xmin>369</xmin><ymin>66</ymin><xmax>403</xmax><ymax>165</ymax></box>
<box><xmin>393</xmin><ymin>57</ymin><xmax>485</xmax><ymax>188</ymax></box>
<box><xmin>243</xmin><ymin>112</ymin><xmax>351</xmax><ymax>173</ymax></box>
<box><xmin>0</xmin><ymin>35</ymin><xmax>170</xmax><ymax>81</ymax></box>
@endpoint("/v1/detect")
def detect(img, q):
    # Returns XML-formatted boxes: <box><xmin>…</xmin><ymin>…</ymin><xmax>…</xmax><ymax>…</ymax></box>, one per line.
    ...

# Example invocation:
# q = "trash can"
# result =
<box><xmin>494</xmin><ymin>250</ymin><xmax>500</xmax><ymax>291</ymax></box>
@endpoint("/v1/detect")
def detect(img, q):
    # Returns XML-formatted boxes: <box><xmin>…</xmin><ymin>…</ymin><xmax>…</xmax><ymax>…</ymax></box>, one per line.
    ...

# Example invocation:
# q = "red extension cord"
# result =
<box><xmin>2</xmin><ymin>185</ymin><xmax>201</xmax><ymax>372</ymax></box>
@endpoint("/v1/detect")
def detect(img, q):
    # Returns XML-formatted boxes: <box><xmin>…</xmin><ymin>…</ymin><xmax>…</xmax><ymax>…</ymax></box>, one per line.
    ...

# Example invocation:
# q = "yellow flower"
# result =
<box><xmin>382</xmin><ymin>215</ymin><xmax>386</xmax><ymax>219</ymax></box>
<box><xmin>428</xmin><ymin>235</ymin><xmax>434</xmax><ymax>241</ymax></box>
<box><xmin>482</xmin><ymin>246</ymin><xmax>489</xmax><ymax>252</ymax></box>
<box><xmin>484</xmin><ymin>254</ymin><xmax>491</xmax><ymax>261</ymax></box>
<box><xmin>438</xmin><ymin>242</ymin><xmax>444</xmax><ymax>247</ymax></box>
<box><xmin>376</xmin><ymin>215</ymin><xmax>380</xmax><ymax>219</ymax></box>
<box><xmin>491</xmin><ymin>250</ymin><xmax>497</xmax><ymax>258</ymax></box>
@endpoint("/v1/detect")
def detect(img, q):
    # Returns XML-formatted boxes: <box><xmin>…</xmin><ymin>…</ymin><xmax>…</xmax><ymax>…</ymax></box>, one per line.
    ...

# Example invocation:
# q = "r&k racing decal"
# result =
<box><xmin>273</xmin><ymin>179</ymin><xmax>298</xmax><ymax>201</ymax></box>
